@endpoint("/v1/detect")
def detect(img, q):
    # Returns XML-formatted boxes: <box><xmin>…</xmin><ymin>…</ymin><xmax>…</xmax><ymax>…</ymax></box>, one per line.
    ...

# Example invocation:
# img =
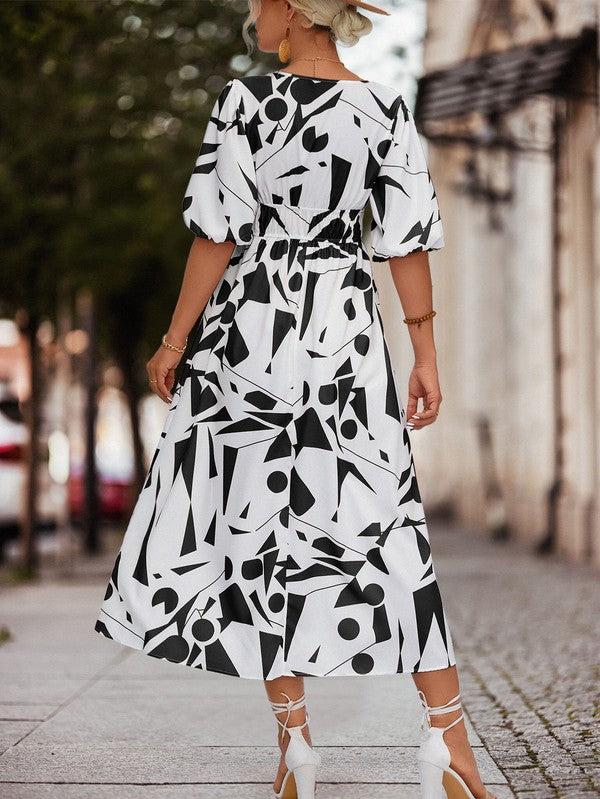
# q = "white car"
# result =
<box><xmin>0</xmin><ymin>390</ymin><xmax>28</xmax><ymax>526</ymax></box>
<box><xmin>0</xmin><ymin>385</ymin><xmax>57</xmax><ymax>558</ymax></box>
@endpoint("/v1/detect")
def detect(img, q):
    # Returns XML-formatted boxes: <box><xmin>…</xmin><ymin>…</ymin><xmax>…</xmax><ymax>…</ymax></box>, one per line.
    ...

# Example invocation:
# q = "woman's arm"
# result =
<box><xmin>166</xmin><ymin>237</ymin><xmax>236</xmax><ymax>346</ymax></box>
<box><xmin>388</xmin><ymin>250</ymin><xmax>441</xmax><ymax>430</ymax></box>
<box><xmin>146</xmin><ymin>236</ymin><xmax>235</xmax><ymax>403</ymax></box>
<box><xmin>389</xmin><ymin>251</ymin><xmax>437</xmax><ymax>363</ymax></box>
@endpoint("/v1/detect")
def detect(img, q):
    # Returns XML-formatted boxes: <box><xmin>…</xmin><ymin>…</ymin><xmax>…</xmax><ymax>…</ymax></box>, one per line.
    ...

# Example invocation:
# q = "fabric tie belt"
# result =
<box><xmin>252</xmin><ymin>202</ymin><xmax>364</xmax><ymax>245</ymax></box>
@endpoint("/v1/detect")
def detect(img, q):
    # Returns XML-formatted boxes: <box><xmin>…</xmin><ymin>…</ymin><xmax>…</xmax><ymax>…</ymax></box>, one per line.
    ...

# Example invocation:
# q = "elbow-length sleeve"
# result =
<box><xmin>368</xmin><ymin>96</ymin><xmax>444</xmax><ymax>261</ymax></box>
<box><xmin>182</xmin><ymin>79</ymin><xmax>258</xmax><ymax>246</ymax></box>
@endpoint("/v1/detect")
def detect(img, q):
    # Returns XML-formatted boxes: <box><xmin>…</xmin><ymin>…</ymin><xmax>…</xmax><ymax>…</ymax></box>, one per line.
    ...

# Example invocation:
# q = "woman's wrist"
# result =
<box><xmin>413</xmin><ymin>347</ymin><xmax>437</xmax><ymax>365</ymax></box>
<box><xmin>406</xmin><ymin>318</ymin><xmax>437</xmax><ymax>364</ymax></box>
<box><xmin>164</xmin><ymin>328</ymin><xmax>189</xmax><ymax>349</ymax></box>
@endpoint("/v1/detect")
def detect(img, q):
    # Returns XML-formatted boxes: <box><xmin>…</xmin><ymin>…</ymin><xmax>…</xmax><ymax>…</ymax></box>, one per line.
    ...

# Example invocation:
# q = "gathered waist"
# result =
<box><xmin>252</xmin><ymin>202</ymin><xmax>365</xmax><ymax>245</ymax></box>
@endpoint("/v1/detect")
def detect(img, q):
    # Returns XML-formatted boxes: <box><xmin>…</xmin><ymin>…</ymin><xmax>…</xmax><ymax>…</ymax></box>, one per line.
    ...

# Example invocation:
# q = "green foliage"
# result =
<box><xmin>0</xmin><ymin>0</ymin><xmax>256</xmax><ymax>364</ymax></box>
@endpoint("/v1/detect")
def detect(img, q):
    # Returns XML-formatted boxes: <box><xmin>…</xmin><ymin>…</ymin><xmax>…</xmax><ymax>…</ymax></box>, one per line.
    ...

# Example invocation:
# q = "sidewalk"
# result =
<box><xmin>0</xmin><ymin>520</ymin><xmax>597</xmax><ymax>798</ymax></box>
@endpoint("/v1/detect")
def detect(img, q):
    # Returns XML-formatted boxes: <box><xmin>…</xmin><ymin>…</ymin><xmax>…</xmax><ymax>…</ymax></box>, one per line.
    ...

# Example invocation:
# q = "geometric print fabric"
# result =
<box><xmin>94</xmin><ymin>71</ymin><xmax>456</xmax><ymax>679</ymax></box>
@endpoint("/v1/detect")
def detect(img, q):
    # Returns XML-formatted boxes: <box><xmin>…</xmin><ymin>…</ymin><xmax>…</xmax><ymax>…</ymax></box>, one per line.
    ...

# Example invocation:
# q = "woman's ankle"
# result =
<box><xmin>428</xmin><ymin>708</ymin><xmax>463</xmax><ymax>729</ymax></box>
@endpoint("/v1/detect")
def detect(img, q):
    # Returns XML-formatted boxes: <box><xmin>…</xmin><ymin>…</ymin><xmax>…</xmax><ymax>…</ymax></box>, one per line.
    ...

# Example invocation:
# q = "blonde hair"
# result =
<box><xmin>243</xmin><ymin>0</ymin><xmax>373</xmax><ymax>54</ymax></box>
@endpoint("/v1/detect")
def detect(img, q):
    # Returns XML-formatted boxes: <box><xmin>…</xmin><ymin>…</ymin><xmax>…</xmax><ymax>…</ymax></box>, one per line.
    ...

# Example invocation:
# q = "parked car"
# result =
<box><xmin>0</xmin><ymin>375</ymin><xmax>138</xmax><ymax>558</ymax></box>
<box><xmin>68</xmin><ymin>465</ymin><xmax>133</xmax><ymax>521</ymax></box>
<box><xmin>0</xmin><ymin>388</ymin><xmax>27</xmax><ymax>530</ymax></box>
<box><xmin>0</xmin><ymin>383</ymin><xmax>57</xmax><ymax>557</ymax></box>
<box><xmin>68</xmin><ymin>385</ymin><xmax>136</xmax><ymax>522</ymax></box>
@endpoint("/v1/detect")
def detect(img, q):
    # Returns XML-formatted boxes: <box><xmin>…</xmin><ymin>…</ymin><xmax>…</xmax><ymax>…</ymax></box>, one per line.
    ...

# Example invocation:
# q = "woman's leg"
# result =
<box><xmin>413</xmin><ymin>665</ymin><xmax>498</xmax><ymax>799</ymax></box>
<box><xmin>264</xmin><ymin>676</ymin><xmax>314</xmax><ymax>795</ymax></box>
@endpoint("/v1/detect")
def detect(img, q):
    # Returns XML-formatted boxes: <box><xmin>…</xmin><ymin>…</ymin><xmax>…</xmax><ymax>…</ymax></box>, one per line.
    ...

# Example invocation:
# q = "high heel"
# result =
<box><xmin>269</xmin><ymin>690</ymin><xmax>321</xmax><ymax>799</ymax></box>
<box><xmin>416</xmin><ymin>689</ymin><xmax>492</xmax><ymax>799</ymax></box>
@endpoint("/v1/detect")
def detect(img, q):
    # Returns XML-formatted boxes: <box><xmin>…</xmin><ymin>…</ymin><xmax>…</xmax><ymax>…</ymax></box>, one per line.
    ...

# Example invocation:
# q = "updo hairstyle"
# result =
<box><xmin>243</xmin><ymin>0</ymin><xmax>374</xmax><ymax>54</ymax></box>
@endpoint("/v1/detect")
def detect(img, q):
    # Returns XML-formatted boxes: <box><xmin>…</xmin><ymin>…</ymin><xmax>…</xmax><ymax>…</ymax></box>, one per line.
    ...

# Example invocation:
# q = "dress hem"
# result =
<box><xmin>94</xmin><ymin>622</ymin><xmax>457</xmax><ymax>680</ymax></box>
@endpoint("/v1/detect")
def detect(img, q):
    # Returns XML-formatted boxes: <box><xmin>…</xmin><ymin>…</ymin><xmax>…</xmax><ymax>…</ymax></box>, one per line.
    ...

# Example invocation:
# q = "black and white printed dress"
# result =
<box><xmin>94</xmin><ymin>71</ymin><xmax>457</xmax><ymax>679</ymax></box>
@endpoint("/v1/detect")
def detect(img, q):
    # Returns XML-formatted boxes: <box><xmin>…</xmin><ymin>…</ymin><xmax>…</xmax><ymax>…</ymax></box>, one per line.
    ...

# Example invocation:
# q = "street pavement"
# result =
<box><xmin>0</xmin><ymin>519</ymin><xmax>597</xmax><ymax>799</ymax></box>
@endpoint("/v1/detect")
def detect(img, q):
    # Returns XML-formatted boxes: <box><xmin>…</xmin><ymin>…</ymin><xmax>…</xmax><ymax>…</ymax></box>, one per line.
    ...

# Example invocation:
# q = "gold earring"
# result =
<box><xmin>278</xmin><ymin>25</ymin><xmax>291</xmax><ymax>63</ymax></box>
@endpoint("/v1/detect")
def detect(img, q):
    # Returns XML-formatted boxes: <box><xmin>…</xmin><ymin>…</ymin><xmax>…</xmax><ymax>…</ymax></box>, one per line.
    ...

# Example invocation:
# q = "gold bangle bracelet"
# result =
<box><xmin>161</xmin><ymin>333</ymin><xmax>188</xmax><ymax>353</ymax></box>
<box><xmin>403</xmin><ymin>310</ymin><xmax>436</xmax><ymax>326</ymax></box>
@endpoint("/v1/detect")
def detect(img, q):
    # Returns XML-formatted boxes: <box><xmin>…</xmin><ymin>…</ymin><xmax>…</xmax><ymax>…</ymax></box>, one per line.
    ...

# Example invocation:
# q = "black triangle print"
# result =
<box><xmin>95</xmin><ymin>72</ymin><xmax>456</xmax><ymax>682</ymax></box>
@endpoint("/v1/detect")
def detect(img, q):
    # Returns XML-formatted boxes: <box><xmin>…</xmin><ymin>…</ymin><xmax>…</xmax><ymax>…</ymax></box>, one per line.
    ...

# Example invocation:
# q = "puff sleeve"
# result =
<box><xmin>182</xmin><ymin>79</ymin><xmax>258</xmax><ymax>246</ymax></box>
<box><xmin>369</xmin><ymin>97</ymin><xmax>444</xmax><ymax>261</ymax></box>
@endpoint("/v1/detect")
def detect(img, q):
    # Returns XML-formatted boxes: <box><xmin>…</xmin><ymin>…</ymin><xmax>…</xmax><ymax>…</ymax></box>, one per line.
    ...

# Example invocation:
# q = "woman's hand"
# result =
<box><xmin>146</xmin><ymin>341</ymin><xmax>185</xmax><ymax>404</ymax></box>
<box><xmin>405</xmin><ymin>358</ymin><xmax>442</xmax><ymax>430</ymax></box>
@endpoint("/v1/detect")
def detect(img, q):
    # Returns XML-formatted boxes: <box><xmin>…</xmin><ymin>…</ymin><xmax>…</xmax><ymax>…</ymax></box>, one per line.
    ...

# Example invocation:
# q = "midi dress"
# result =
<box><xmin>94</xmin><ymin>70</ymin><xmax>457</xmax><ymax>680</ymax></box>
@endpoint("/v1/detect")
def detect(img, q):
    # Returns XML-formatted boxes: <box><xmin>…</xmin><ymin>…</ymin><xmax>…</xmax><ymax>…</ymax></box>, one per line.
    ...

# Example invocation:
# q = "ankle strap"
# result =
<box><xmin>269</xmin><ymin>691</ymin><xmax>309</xmax><ymax>738</ymax></box>
<box><xmin>417</xmin><ymin>690</ymin><xmax>463</xmax><ymax>733</ymax></box>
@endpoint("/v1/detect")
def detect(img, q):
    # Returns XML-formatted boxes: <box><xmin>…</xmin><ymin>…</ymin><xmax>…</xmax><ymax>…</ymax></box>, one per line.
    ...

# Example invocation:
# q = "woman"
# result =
<box><xmin>94</xmin><ymin>1</ymin><xmax>498</xmax><ymax>798</ymax></box>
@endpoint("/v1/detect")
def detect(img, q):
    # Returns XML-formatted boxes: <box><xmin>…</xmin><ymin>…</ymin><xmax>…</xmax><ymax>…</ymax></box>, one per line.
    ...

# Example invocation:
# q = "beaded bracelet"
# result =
<box><xmin>403</xmin><ymin>310</ymin><xmax>436</xmax><ymax>326</ymax></box>
<box><xmin>162</xmin><ymin>333</ymin><xmax>188</xmax><ymax>353</ymax></box>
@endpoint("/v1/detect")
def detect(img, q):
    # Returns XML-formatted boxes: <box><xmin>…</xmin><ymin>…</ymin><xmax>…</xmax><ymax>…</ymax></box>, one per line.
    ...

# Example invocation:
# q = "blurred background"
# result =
<box><xmin>0</xmin><ymin>0</ymin><xmax>598</xmax><ymax>579</ymax></box>
<box><xmin>0</xmin><ymin>0</ymin><xmax>431</xmax><ymax>577</ymax></box>
<box><xmin>0</xmin><ymin>3</ymin><xmax>599</xmax><ymax>797</ymax></box>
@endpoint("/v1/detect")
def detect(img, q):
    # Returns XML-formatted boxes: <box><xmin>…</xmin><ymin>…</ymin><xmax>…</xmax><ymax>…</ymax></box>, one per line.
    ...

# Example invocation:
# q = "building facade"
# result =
<box><xmin>376</xmin><ymin>0</ymin><xmax>600</xmax><ymax>566</ymax></box>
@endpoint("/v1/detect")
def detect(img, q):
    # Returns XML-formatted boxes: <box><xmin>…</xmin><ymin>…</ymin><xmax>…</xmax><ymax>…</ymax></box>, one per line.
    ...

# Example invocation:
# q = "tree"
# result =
<box><xmin>0</xmin><ymin>0</ymin><xmax>258</xmax><ymax>570</ymax></box>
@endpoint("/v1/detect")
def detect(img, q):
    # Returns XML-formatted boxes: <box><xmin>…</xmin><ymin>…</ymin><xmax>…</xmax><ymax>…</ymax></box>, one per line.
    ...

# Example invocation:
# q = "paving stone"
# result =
<box><xmin>0</xmin><ymin>676</ymin><xmax>91</xmax><ymax>705</ymax></box>
<box><xmin>0</xmin><ymin>705</ymin><xmax>57</xmax><ymax>721</ymax></box>
<box><xmin>0</xmin><ymin>721</ymin><xmax>38</xmax><ymax>753</ymax></box>
<box><xmin>4</xmin><ymin>520</ymin><xmax>599</xmax><ymax>797</ymax></box>
<box><xmin>0</xmin><ymin>743</ymin><xmax>506</xmax><ymax>784</ymax></box>
<box><xmin>0</xmin><ymin>784</ymin><xmax>519</xmax><ymax>799</ymax></box>
<box><xmin>435</xmin><ymin>523</ymin><xmax>600</xmax><ymax>799</ymax></box>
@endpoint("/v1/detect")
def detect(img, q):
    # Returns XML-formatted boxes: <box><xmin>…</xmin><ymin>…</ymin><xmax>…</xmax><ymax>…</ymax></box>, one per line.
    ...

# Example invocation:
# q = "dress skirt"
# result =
<box><xmin>95</xmin><ymin>72</ymin><xmax>457</xmax><ymax>679</ymax></box>
<box><xmin>94</xmin><ymin>202</ymin><xmax>457</xmax><ymax>679</ymax></box>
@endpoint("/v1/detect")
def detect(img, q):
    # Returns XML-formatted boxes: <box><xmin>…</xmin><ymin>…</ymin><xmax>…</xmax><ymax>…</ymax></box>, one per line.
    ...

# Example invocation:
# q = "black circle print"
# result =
<box><xmin>94</xmin><ymin>71</ymin><xmax>455</xmax><ymax>679</ymax></box>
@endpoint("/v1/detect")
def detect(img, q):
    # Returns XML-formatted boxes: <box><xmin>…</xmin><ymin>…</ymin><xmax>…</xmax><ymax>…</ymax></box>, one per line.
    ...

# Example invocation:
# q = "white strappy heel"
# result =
<box><xmin>416</xmin><ymin>689</ymin><xmax>493</xmax><ymax>799</ymax></box>
<box><xmin>269</xmin><ymin>690</ymin><xmax>321</xmax><ymax>799</ymax></box>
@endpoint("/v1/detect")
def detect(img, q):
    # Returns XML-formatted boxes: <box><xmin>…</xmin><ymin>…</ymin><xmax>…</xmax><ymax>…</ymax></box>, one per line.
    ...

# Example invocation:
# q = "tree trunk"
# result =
<box><xmin>20</xmin><ymin>312</ymin><xmax>41</xmax><ymax>575</ymax></box>
<box><xmin>78</xmin><ymin>290</ymin><xmax>99</xmax><ymax>554</ymax></box>
<box><xmin>119</xmin><ymin>350</ymin><xmax>146</xmax><ymax>502</ymax></box>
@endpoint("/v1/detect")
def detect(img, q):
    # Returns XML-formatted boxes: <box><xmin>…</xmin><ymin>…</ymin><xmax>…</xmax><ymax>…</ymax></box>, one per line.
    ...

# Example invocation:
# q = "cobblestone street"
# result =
<box><xmin>435</xmin><ymin>524</ymin><xmax>600</xmax><ymax>798</ymax></box>
<box><xmin>0</xmin><ymin>520</ymin><xmax>597</xmax><ymax>798</ymax></box>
